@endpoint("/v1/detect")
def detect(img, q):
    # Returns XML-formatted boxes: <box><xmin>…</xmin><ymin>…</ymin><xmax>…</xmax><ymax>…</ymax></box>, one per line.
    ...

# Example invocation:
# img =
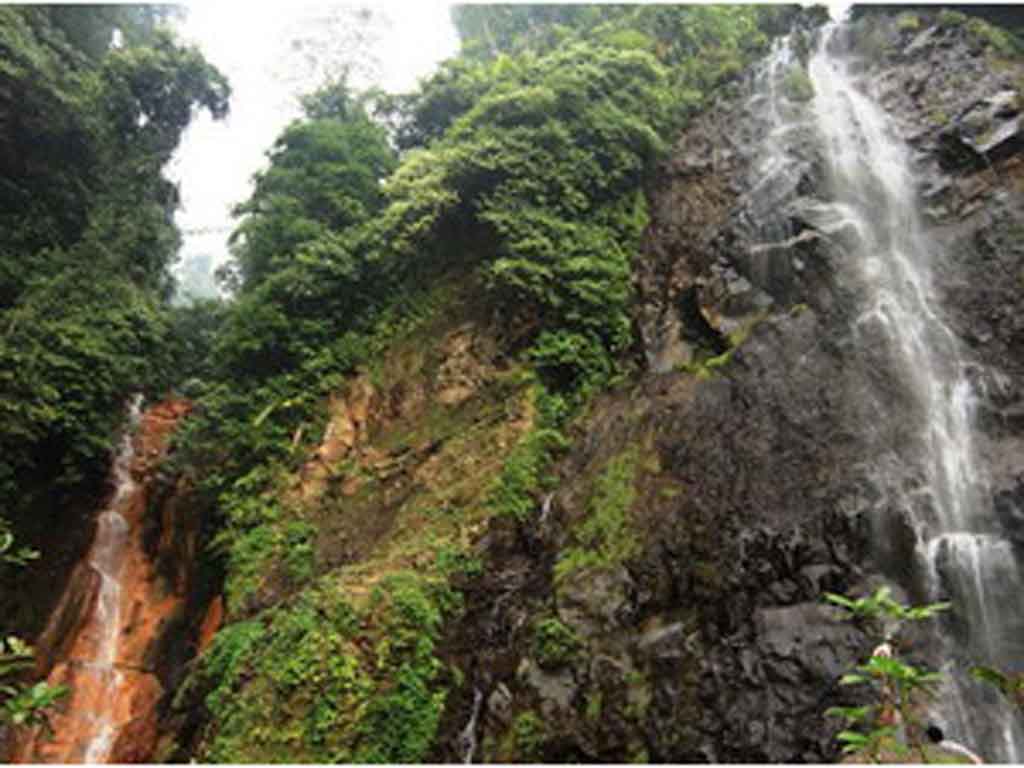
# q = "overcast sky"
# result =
<box><xmin>166</xmin><ymin>2</ymin><xmax>460</xmax><ymax>279</ymax></box>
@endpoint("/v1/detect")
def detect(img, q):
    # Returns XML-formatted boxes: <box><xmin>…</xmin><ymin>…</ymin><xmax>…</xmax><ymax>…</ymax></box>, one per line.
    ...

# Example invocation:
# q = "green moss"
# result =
<box><xmin>196</xmin><ymin>570</ymin><xmax>457</xmax><ymax>763</ymax></box>
<box><xmin>781</xmin><ymin>66</ymin><xmax>815</xmax><ymax>102</ymax></box>
<box><xmin>554</xmin><ymin>448</ymin><xmax>640</xmax><ymax>582</ymax></box>
<box><xmin>929</xmin><ymin>108</ymin><xmax>950</xmax><ymax>127</ymax></box>
<box><xmin>585</xmin><ymin>690</ymin><xmax>603</xmax><ymax>721</ymax></box>
<box><xmin>510</xmin><ymin>711</ymin><xmax>546</xmax><ymax>761</ymax></box>
<box><xmin>677</xmin><ymin>312</ymin><xmax>766</xmax><ymax>379</ymax></box>
<box><xmin>896</xmin><ymin>13</ymin><xmax>920</xmax><ymax>32</ymax></box>
<box><xmin>937</xmin><ymin>9</ymin><xmax>967</xmax><ymax>28</ymax></box>
<box><xmin>965</xmin><ymin>16</ymin><xmax>1017</xmax><ymax>56</ymax></box>
<box><xmin>532</xmin><ymin>617</ymin><xmax>582</xmax><ymax>668</ymax></box>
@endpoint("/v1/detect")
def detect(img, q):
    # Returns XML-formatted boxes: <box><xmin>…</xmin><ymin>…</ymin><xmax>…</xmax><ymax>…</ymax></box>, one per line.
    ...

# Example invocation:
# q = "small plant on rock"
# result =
<box><xmin>0</xmin><ymin>529</ymin><xmax>67</xmax><ymax>733</ymax></box>
<box><xmin>823</xmin><ymin>586</ymin><xmax>950</xmax><ymax>762</ymax></box>
<box><xmin>971</xmin><ymin>665</ymin><xmax>1024</xmax><ymax>712</ymax></box>
<box><xmin>532</xmin><ymin>617</ymin><xmax>581</xmax><ymax>669</ymax></box>
<box><xmin>782</xmin><ymin>65</ymin><xmax>815</xmax><ymax>102</ymax></box>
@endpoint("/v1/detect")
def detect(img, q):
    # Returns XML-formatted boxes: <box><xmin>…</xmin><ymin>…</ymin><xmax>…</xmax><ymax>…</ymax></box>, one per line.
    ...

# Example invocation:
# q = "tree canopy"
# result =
<box><xmin>0</xmin><ymin>6</ymin><xmax>229</xmax><ymax>540</ymax></box>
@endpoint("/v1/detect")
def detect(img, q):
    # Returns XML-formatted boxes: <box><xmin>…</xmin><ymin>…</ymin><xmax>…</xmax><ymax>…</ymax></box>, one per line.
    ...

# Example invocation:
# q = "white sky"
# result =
<box><xmin>166</xmin><ymin>2</ymin><xmax>460</xmax><ymax>275</ymax></box>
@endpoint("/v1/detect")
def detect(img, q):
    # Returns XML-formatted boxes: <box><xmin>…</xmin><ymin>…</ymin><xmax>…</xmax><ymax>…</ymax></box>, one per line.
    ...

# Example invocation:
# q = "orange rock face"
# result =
<box><xmin>196</xmin><ymin>595</ymin><xmax>224</xmax><ymax>657</ymax></box>
<box><xmin>13</xmin><ymin>398</ymin><xmax>192</xmax><ymax>764</ymax></box>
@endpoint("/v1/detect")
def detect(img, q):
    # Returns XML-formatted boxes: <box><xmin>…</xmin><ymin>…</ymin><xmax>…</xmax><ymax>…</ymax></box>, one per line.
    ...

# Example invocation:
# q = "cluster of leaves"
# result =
<box><xmin>824</xmin><ymin>587</ymin><xmax>950</xmax><ymax>762</ymax></box>
<box><xmin>197</xmin><ymin>571</ymin><xmax>457</xmax><ymax>763</ymax></box>
<box><xmin>0</xmin><ymin>532</ymin><xmax>65</xmax><ymax>730</ymax></box>
<box><xmin>532</xmin><ymin>617</ymin><xmax>582</xmax><ymax>669</ymax></box>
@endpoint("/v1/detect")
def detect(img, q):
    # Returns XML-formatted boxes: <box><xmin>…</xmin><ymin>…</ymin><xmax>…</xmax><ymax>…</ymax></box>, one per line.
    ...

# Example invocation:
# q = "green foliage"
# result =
<box><xmin>896</xmin><ymin>13</ymin><xmax>920</xmax><ymax>33</ymax></box>
<box><xmin>0</xmin><ymin>552</ymin><xmax>67</xmax><ymax>730</ymax></box>
<box><xmin>824</xmin><ymin>588</ymin><xmax>950</xmax><ymax>762</ymax></box>
<box><xmin>509</xmin><ymin>710</ymin><xmax>546</xmax><ymax>761</ymax></box>
<box><xmin>0</xmin><ymin>269</ymin><xmax>174</xmax><ymax>495</ymax></box>
<box><xmin>0</xmin><ymin>521</ymin><xmax>39</xmax><ymax>567</ymax></box>
<box><xmin>782</xmin><ymin>65</ymin><xmax>815</xmax><ymax>102</ymax></box>
<box><xmin>199</xmin><ymin>572</ymin><xmax>454</xmax><ymax>763</ymax></box>
<box><xmin>554</xmin><ymin>448</ymin><xmax>640</xmax><ymax>582</ymax></box>
<box><xmin>376</xmin><ymin>40</ymin><xmax>669</xmax><ymax>389</ymax></box>
<box><xmin>532</xmin><ymin>617</ymin><xmax>582</xmax><ymax>669</ymax></box>
<box><xmin>450</xmin><ymin>5</ymin><xmax>779</xmax><ymax>115</ymax></box>
<box><xmin>487</xmin><ymin>425</ymin><xmax>566</xmax><ymax>522</ymax></box>
<box><xmin>971</xmin><ymin>665</ymin><xmax>1024</xmax><ymax>711</ymax></box>
<box><xmin>823</xmin><ymin>585</ymin><xmax>951</xmax><ymax>625</ymax></box>
<box><xmin>231</xmin><ymin>80</ymin><xmax>396</xmax><ymax>289</ymax></box>
<box><xmin>202</xmin><ymin>620</ymin><xmax>267</xmax><ymax>719</ymax></box>
<box><xmin>0</xmin><ymin>7</ymin><xmax>229</xmax><ymax>566</ymax></box>
<box><xmin>938</xmin><ymin>9</ymin><xmax>968</xmax><ymax>29</ymax></box>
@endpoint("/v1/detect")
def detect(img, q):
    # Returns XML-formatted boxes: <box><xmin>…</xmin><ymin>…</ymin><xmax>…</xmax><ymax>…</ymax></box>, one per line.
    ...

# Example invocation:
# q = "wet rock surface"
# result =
<box><xmin>433</xmin><ymin>12</ymin><xmax>1024</xmax><ymax>764</ymax></box>
<box><xmin>11</xmin><ymin>399</ymin><xmax>201</xmax><ymax>765</ymax></box>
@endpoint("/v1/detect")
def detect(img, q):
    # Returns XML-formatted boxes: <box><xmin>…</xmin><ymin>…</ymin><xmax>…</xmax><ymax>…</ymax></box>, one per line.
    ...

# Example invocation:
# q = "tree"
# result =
<box><xmin>0</xmin><ymin>7</ymin><xmax>230</xmax><ymax>588</ymax></box>
<box><xmin>230</xmin><ymin>80</ymin><xmax>395</xmax><ymax>290</ymax></box>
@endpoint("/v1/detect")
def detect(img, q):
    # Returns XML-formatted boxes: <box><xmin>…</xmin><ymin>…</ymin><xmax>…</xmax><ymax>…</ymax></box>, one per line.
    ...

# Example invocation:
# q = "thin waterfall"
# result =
<box><xmin>456</xmin><ymin>686</ymin><xmax>484</xmax><ymax>764</ymax></box>
<box><xmin>80</xmin><ymin>394</ymin><xmax>143</xmax><ymax>764</ymax></box>
<box><xmin>806</xmin><ymin>21</ymin><xmax>1024</xmax><ymax>761</ymax></box>
<box><xmin>13</xmin><ymin>396</ymin><xmax>147</xmax><ymax>764</ymax></box>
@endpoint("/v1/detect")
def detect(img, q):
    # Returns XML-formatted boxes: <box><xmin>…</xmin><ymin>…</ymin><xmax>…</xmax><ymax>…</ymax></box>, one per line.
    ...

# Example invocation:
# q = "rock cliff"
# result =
<box><xmin>101</xmin><ymin>9</ymin><xmax>1024</xmax><ymax>764</ymax></box>
<box><xmin>428</xmin><ymin>10</ymin><xmax>1024</xmax><ymax>762</ymax></box>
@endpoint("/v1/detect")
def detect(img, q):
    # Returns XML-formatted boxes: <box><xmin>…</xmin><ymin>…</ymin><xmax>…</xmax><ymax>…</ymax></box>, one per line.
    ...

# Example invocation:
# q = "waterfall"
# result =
<box><xmin>455</xmin><ymin>686</ymin><xmax>484</xmax><ymax>764</ymax></box>
<box><xmin>78</xmin><ymin>395</ymin><xmax>143</xmax><ymax>764</ymax></box>
<box><xmin>804</xmin><ymin>22</ymin><xmax>1024</xmax><ymax>761</ymax></box>
<box><xmin>14</xmin><ymin>396</ymin><xmax>193</xmax><ymax>765</ymax></box>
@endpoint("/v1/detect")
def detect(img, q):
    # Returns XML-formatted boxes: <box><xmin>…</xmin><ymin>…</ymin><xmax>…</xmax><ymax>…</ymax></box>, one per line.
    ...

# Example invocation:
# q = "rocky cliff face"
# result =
<box><xmin>145</xmin><ymin>11</ymin><xmax>1024</xmax><ymax>764</ymax></box>
<box><xmin>428</xmin><ymin>11</ymin><xmax>1024</xmax><ymax>763</ymax></box>
<box><xmin>9</xmin><ymin>399</ymin><xmax>211</xmax><ymax>764</ymax></box>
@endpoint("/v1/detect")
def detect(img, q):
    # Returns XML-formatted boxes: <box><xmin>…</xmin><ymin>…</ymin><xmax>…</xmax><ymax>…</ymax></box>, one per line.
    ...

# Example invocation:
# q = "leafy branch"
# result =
<box><xmin>824</xmin><ymin>587</ymin><xmax>950</xmax><ymax>763</ymax></box>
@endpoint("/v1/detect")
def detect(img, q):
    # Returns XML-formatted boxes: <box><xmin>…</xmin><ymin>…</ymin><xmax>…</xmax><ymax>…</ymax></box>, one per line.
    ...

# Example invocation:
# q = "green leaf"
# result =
<box><xmin>825</xmin><ymin>705</ymin><xmax>872</xmax><ymax>722</ymax></box>
<box><xmin>837</xmin><ymin>730</ymin><xmax>869</xmax><ymax>745</ymax></box>
<box><xmin>823</xmin><ymin>592</ymin><xmax>857</xmax><ymax>610</ymax></box>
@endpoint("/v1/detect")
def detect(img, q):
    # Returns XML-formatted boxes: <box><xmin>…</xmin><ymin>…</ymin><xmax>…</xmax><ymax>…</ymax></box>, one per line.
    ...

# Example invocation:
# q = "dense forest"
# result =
<box><xmin>2</xmin><ymin>3</ymin><xmax>1024</xmax><ymax>763</ymax></box>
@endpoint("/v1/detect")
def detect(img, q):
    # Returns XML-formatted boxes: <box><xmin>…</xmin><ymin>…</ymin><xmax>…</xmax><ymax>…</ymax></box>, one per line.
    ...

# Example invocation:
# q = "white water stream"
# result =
<box><xmin>80</xmin><ymin>396</ymin><xmax>143</xmax><ymax>764</ymax></box>
<box><xmin>805</xmin><ymin>22</ymin><xmax>1024</xmax><ymax>761</ymax></box>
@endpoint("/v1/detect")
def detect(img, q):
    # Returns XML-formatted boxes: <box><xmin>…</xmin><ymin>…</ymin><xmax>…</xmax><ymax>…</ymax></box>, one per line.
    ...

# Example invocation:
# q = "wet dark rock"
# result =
<box><xmin>434</xmin><ymin>12</ymin><xmax>1024</xmax><ymax>765</ymax></box>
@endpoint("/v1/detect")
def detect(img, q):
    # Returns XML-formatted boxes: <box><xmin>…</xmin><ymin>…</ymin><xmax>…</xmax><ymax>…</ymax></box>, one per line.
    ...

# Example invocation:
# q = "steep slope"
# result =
<box><xmin>152</xmin><ymin>8</ymin><xmax>1024</xmax><ymax>765</ymax></box>
<box><xmin>439</xmin><ymin>10</ymin><xmax>1024</xmax><ymax>762</ymax></box>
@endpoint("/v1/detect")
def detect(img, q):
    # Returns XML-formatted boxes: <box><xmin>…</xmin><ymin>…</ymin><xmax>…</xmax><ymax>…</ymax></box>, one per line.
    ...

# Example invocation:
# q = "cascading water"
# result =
<box><xmin>802</xmin><ymin>20</ymin><xmax>1024</xmax><ymax>761</ymax></box>
<box><xmin>78</xmin><ymin>397</ymin><xmax>141</xmax><ymax>764</ymax></box>
<box><xmin>14</xmin><ymin>396</ymin><xmax>193</xmax><ymax>765</ymax></box>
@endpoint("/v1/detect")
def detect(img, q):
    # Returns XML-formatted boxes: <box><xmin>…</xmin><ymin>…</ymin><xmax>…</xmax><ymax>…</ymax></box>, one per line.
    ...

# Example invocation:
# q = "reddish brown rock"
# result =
<box><xmin>196</xmin><ymin>595</ymin><xmax>223</xmax><ymax>656</ymax></box>
<box><xmin>14</xmin><ymin>398</ymin><xmax>191</xmax><ymax>764</ymax></box>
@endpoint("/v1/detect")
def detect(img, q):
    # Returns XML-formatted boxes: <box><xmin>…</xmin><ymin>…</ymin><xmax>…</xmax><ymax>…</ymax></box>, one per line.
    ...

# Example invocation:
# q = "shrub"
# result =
<box><xmin>782</xmin><ymin>66</ymin><xmax>815</xmax><ymax>102</ymax></box>
<box><xmin>554</xmin><ymin>448</ymin><xmax>640</xmax><ymax>581</ymax></box>
<box><xmin>532</xmin><ymin>617</ymin><xmax>582</xmax><ymax>668</ymax></box>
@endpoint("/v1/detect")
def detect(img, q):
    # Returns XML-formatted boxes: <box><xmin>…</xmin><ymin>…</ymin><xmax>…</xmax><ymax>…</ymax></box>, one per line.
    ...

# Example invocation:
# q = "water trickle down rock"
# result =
<box><xmin>13</xmin><ymin>398</ymin><xmax>193</xmax><ymax>764</ymax></box>
<box><xmin>807</xmin><ymin>20</ymin><xmax>1024</xmax><ymax>761</ymax></box>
